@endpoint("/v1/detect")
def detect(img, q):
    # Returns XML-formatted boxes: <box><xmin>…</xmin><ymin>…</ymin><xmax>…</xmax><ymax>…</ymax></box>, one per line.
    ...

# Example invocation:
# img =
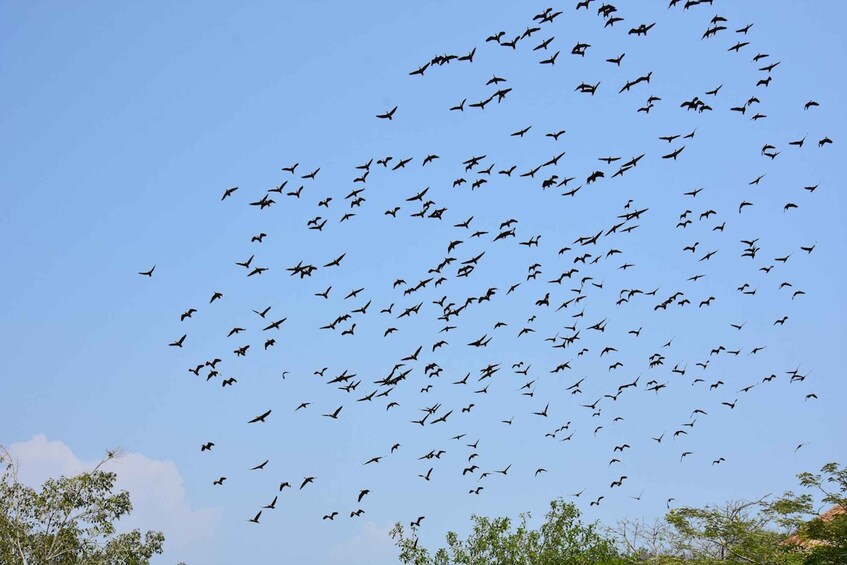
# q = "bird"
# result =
<box><xmin>323</xmin><ymin>406</ymin><xmax>343</xmax><ymax>419</ymax></box>
<box><xmin>248</xmin><ymin>409</ymin><xmax>272</xmax><ymax>424</ymax></box>
<box><xmin>168</xmin><ymin>334</ymin><xmax>186</xmax><ymax>348</ymax></box>
<box><xmin>376</xmin><ymin>106</ymin><xmax>398</xmax><ymax>120</ymax></box>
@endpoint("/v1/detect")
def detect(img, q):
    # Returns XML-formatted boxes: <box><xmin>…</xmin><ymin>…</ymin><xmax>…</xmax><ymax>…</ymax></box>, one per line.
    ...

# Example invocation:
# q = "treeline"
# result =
<box><xmin>391</xmin><ymin>462</ymin><xmax>846</xmax><ymax>564</ymax></box>
<box><xmin>1</xmin><ymin>446</ymin><xmax>843</xmax><ymax>564</ymax></box>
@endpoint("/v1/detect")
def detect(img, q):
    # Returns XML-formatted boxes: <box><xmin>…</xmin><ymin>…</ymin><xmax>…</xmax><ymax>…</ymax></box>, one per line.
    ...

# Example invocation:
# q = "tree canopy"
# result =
<box><xmin>393</xmin><ymin>462</ymin><xmax>846</xmax><ymax>565</ymax></box>
<box><xmin>0</xmin><ymin>447</ymin><xmax>166</xmax><ymax>565</ymax></box>
<box><xmin>391</xmin><ymin>498</ymin><xmax>625</xmax><ymax>565</ymax></box>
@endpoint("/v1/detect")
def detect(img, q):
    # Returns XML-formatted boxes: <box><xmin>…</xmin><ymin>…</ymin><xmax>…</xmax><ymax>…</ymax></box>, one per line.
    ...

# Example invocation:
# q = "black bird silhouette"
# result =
<box><xmin>323</xmin><ymin>406</ymin><xmax>343</xmax><ymax>419</ymax></box>
<box><xmin>138</xmin><ymin>265</ymin><xmax>155</xmax><ymax>277</ymax></box>
<box><xmin>376</xmin><ymin>106</ymin><xmax>398</xmax><ymax>120</ymax></box>
<box><xmin>248</xmin><ymin>409</ymin><xmax>272</xmax><ymax>424</ymax></box>
<box><xmin>168</xmin><ymin>334</ymin><xmax>186</xmax><ymax>348</ymax></box>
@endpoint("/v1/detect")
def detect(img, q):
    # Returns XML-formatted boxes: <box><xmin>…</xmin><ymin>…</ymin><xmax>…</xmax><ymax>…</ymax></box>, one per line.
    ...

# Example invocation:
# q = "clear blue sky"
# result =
<box><xmin>1</xmin><ymin>1</ymin><xmax>845</xmax><ymax>563</ymax></box>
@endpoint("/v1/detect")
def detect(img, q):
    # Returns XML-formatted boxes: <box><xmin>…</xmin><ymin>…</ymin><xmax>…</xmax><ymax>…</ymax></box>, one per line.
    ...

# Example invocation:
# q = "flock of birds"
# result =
<box><xmin>139</xmin><ymin>1</ymin><xmax>832</xmax><ymax>532</ymax></box>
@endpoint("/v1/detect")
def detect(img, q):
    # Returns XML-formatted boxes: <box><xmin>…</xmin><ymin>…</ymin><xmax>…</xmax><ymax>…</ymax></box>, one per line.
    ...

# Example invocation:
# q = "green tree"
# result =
<box><xmin>0</xmin><ymin>446</ymin><xmax>166</xmax><ymax>565</ymax></box>
<box><xmin>391</xmin><ymin>498</ymin><xmax>625</xmax><ymax>565</ymax></box>
<box><xmin>777</xmin><ymin>462</ymin><xmax>847</xmax><ymax>565</ymax></box>
<box><xmin>661</xmin><ymin>497</ymin><xmax>803</xmax><ymax>564</ymax></box>
<box><xmin>609</xmin><ymin>463</ymin><xmax>847</xmax><ymax>565</ymax></box>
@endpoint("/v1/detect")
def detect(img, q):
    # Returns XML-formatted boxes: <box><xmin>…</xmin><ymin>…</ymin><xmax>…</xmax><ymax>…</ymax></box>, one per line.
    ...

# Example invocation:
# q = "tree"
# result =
<box><xmin>0</xmin><ymin>446</ymin><xmax>166</xmax><ymax>565</ymax></box>
<box><xmin>661</xmin><ymin>497</ymin><xmax>803</xmax><ymax>564</ymax></box>
<box><xmin>777</xmin><ymin>462</ymin><xmax>847</xmax><ymax>565</ymax></box>
<box><xmin>607</xmin><ymin>517</ymin><xmax>676</xmax><ymax>563</ymax></box>
<box><xmin>608</xmin><ymin>462</ymin><xmax>846</xmax><ymax>564</ymax></box>
<box><xmin>391</xmin><ymin>498</ymin><xmax>625</xmax><ymax>565</ymax></box>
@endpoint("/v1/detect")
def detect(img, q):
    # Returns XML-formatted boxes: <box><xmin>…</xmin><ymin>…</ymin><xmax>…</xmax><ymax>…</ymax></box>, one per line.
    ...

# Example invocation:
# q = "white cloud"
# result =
<box><xmin>328</xmin><ymin>520</ymin><xmax>398</xmax><ymax>565</ymax></box>
<box><xmin>8</xmin><ymin>435</ymin><xmax>221</xmax><ymax>564</ymax></box>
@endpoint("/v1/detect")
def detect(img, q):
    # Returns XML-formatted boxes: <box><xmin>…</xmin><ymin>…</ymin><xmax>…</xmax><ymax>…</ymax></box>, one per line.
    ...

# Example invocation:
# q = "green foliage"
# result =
<box><xmin>396</xmin><ymin>463</ymin><xmax>846</xmax><ymax>565</ymax></box>
<box><xmin>662</xmin><ymin>498</ymin><xmax>802</xmax><ymax>564</ymax></box>
<box><xmin>789</xmin><ymin>462</ymin><xmax>847</xmax><ymax>565</ymax></box>
<box><xmin>799</xmin><ymin>514</ymin><xmax>846</xmax><ymax>565</ymax></box>
<box><xmin>0</xmin><ymin>447</ymin><xmax>165</xmax><ymax>565</ymax></box>
<box><xmin>611</xmin><ymin>462</ymin><xmax>847</xmax><ymax>564</ymax></box>
<box><xmin>391</xmin><ymin>498</ymin><xmax>625</xmax><ymax>565</ymax></box>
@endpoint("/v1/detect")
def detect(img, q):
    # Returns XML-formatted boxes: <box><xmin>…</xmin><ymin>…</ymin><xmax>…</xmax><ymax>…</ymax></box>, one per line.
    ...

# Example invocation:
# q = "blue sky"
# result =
<box><xmin>1</xmin><ymin>1</ymin><xmax>845</xmax><ymax>563</ymax></box>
